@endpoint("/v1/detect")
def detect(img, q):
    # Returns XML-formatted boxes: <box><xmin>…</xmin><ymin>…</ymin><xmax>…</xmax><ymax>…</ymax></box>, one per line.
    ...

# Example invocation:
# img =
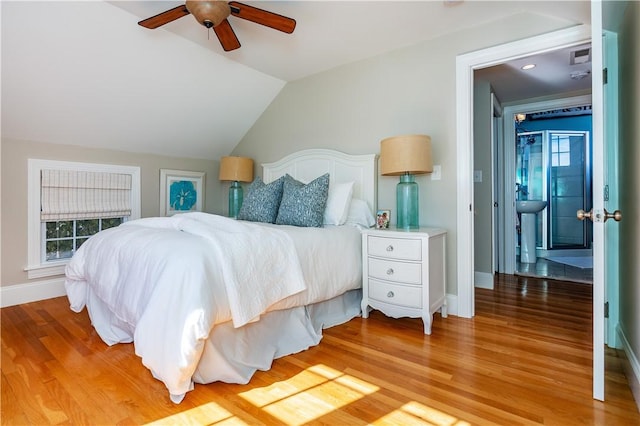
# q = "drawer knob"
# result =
<box><xmin>387</xmin><ymin>291</ymin><xmax>394</xmax><ymax>298</ymax></box>
<box><xmin>386</xmin><ymin>268</ymin><xmax>394</xmax><ymax>275</ymax></box>
<box><xmin>386</xmin><ymin>245</ymin><xmax>394</xmax><ymax>252</ymax></box>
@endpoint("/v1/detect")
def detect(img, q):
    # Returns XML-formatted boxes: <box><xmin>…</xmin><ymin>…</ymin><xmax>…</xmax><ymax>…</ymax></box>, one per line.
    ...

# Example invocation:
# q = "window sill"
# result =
<box><xmin>25</xmin><ymin>262</ymin><xmax>67</xmax><ymax>279</ymax></box>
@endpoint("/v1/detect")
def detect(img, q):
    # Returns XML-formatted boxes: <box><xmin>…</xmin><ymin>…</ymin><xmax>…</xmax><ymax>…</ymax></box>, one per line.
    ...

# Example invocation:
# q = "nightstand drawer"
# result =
<box><xmin>368</xmin><ymin>258</ymin><xmax>421</xmax><ymax>284</ymax></box>
<box><xmin>367</xmin><ymin>236</ymin><xmax>422</xmax><ymax>261</ymax></box>
<box><xmin>369</xmin><ymin>279</ymin><xmax>422</xmax><ymax>308</ymax></box>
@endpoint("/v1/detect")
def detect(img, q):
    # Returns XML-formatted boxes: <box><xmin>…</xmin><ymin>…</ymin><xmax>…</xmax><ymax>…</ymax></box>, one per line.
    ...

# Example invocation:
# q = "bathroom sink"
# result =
<box><xmin>516</xmin><ymin>200</ymin><xmax>547</xmax><ymax>214</ymax></box>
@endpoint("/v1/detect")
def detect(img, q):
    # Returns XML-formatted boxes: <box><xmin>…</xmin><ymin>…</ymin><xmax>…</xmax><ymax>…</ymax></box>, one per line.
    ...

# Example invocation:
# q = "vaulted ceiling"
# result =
<box><xmin>2</xmin><ymin>1</ymin><xmax>591</xmax><ymax>160</ymax></box>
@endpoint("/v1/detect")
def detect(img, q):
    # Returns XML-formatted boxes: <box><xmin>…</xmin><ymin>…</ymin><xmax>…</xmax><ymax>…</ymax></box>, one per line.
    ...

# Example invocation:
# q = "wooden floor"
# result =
<box><xmin>2</xmin><ymin>274</ymin><xmax>639</xmax><ymax>425</ymax></box>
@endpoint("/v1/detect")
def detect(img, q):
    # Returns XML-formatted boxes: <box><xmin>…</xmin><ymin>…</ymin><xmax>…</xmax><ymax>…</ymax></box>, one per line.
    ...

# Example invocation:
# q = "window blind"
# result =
<box><xmin>41</xmin><ymin>170</ymin><xmax>132</xmax><ymax>221</ymax></box>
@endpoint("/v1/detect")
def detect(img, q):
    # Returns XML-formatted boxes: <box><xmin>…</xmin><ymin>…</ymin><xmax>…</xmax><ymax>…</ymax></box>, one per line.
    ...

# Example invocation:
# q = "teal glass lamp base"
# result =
<box><xmin>396</xmin><ymin>173</ymin><xmax>419</xmax><ymax>229</ymax></box>
<box><xmin>228</xmin><ymin>181</ymin><xmax>243</xmax><ymax>219</ymax></box>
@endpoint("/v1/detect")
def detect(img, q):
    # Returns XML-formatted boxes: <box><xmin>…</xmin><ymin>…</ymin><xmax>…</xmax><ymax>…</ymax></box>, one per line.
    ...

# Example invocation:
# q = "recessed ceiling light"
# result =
<box><xmin>521</xmin><ymin>64</ymin><xmax>536</xmax><ymax>70</ymax></box>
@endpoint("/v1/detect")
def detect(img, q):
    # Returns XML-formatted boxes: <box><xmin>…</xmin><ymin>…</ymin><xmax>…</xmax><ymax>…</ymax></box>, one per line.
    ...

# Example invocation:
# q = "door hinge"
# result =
<box><xmin>604</xmin><ymin>185</ymin><xmax>609</xmax><ymax>202</ymax></box>
<box><xmin>603</xmin><ymin>68</ymin><xmax>608</xmax><ymax>84</ymax></box>
<box><xmin>604</xmin><ymin>301</ymin><xmax>609</xmax><ymax>319</ymax></box>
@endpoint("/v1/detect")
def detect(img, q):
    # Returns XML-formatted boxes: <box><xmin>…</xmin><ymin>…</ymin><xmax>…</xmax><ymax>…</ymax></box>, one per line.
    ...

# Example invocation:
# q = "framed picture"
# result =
<box><xmin>160</xmin><ymin>169</ymin><xmax>205</xmax><ymax>216</ymax></box>
<box><xmin>376</xmin><ymin>209</ymin><xmax>390</xmax><ymax>229</ymax></box>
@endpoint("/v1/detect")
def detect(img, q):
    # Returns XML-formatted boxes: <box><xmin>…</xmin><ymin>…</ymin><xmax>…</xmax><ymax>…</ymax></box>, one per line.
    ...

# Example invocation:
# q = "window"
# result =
<box><xmin>27</xmin><ymin>160</ymin><xmax>141</xmax><ymax>279</ymax></box>
<box><xmin>551</xmin><ymin>135</ymin><xmax>571</xmax><ymax>167</ymax></box>
<box><xmin>44</xmin><ymin>217</ymin><xmax>123</xmax><ymax>261</ymax></box>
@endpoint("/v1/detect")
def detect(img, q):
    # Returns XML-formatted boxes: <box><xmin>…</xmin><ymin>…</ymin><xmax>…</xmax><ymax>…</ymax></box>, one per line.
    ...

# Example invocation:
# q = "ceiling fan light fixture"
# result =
<box><xmin>138</xmin><ymin>1</ymin><xmax>296</xmax><ymax>52</ymax></box>
<box><xmin>186</xmin><ymin>1</ymin><xmax>231</xmax><ymax>28</ymax></box>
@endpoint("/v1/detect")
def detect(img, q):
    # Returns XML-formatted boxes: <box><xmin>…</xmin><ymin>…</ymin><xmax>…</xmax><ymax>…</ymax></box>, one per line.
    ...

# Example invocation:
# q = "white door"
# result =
<box><xmin>603</xmin><ymin>30</ymin><xmax>621</xmax><ymax>350</ymax></box>
<box><xmin>589</xmin><ymin>0</ymin><xmax>605</xmax><ymax>402</ymax></box>
<box><xmin>588</xmin><ymin>0</ymin><xmax>622</xmax><ymax>401</ymax></box>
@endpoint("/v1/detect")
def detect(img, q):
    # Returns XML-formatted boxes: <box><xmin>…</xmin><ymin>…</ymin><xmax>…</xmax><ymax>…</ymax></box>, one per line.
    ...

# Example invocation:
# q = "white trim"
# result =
<box><xmin>617</xmin><ymin>325</ymin><xmax>640</xmax><ymax>411</ymax></box>
<box><xmin>455</xmin><ymin>25</ymin><xmax>592</xmax><ymax>319</ymax></box>
<box><xmin>491</xmin><ymin>94</ymin><xmax>502</xmax><ymax>275</ymax></box>
<box><xmin>26</xmin><ymin>159</ymin><xmax>141</xmax><ymax>279</ymax></box>
<box><xmin>474</xmin><ymin>272</ymin><xmax>494</xmax><ymax>290</ymax></box>
<box><xmin>1</xmin><ymin>277</ymin><xmax>66</xmax><ymax>308</ymax></box>
<box><xmin>445</xmin><ymin>293</ymin><xmax>458</xmax><ymax>317</ymax></box>
<box><xmin>25</xmin><ymin>262</ymin><xmax>67</xmax><ymax>279</ymax></box>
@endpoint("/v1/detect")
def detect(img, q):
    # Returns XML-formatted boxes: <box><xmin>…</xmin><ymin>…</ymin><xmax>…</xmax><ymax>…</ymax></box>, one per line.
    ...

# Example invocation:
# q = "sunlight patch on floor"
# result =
<box><xmin>145</xmin><ymin>401</ymin><xmax>244</xmax><ymax>426</ymax></box>
<box><xmin>146</xmin><ymin>364</ymin><xmax>469</xmax><ymax>426</ymax></box>
<box><xmin>374</xmin><ymin>401</ymin><xmax>472</xmax><ymax>426</ymax></box>
<box><xmin>238</xmin><ymin>363</ymin><xmax>379</xmax><ymax>425</ymax></box>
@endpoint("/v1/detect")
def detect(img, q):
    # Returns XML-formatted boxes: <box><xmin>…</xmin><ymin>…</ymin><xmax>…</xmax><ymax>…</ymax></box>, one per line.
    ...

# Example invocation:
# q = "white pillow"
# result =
<box><xmin>344</xmin><ymin>198</ymin><xmax>375</xmax><ymax>228</ymax></box>
<box><xmin>323</xmin><ymin>181</ymin><xmax>354</xmax><ymax>225</ymax></box>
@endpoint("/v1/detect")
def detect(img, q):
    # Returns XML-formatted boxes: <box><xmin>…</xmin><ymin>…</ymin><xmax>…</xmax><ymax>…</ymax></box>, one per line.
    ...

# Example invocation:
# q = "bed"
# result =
<box><xmin>64</xmin><ymin>149</ymin><xmax>378</xmax><ymax>403</ymax></box>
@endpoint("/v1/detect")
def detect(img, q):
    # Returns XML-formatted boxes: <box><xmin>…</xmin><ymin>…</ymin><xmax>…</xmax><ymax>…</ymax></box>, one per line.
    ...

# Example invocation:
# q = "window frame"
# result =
<box><xmin>41</xmin><ymin>217</ymin><xmax>124</xmax><ymax>263</ymax></box>
<box><xmin>26</xmin><ymin>159</ymin><xmax>141</xmax><ymax>279</ymax></box>
<box><xmin>551</xmin><ymin>134</ymin><xmax>572</xmax><ymax>167</ymax></box>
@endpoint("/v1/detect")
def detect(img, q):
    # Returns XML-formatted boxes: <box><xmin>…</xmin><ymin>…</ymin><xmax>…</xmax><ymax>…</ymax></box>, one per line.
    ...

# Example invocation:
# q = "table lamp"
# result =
<box><xmin>219</xmin><ymin>156</ymin><xmax>254</xmax><ymax>218</ymax></box>
<box><xmin>380</xmin><ymin>135</ymin><xmax>433</xmax><ymax>229</ymax></box>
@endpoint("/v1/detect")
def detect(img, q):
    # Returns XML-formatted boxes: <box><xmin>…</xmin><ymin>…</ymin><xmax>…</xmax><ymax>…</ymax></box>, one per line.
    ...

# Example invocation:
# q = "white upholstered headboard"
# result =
<box><xmin>262</xmin><ymin>149</ymin><xmax>378</xmax><ymax>213</ymax></box>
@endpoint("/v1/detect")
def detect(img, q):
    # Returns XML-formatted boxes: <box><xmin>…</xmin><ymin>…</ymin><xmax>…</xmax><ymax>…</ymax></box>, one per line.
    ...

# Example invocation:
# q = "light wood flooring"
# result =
<box><xmin>2</xmin><ymin>274</ymin><xmax>639</xmax><ymax>425</ymax></box>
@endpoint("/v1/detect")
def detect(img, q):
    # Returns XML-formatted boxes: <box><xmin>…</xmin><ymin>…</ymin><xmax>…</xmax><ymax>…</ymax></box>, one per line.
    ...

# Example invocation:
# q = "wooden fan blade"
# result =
<box><xmin>213</xmin><ymin>19</ymin><xmax>241</xmax><ymax>51</ymax></box>
<box><xmin>138</xmin><ymin>5</ymin><xmax>190</xmax><ymax>29</ymax></box>
<box><xmin>228</xmin><ymin>1</ymin><xmax>296</xmax><ymax>34</ymax></box>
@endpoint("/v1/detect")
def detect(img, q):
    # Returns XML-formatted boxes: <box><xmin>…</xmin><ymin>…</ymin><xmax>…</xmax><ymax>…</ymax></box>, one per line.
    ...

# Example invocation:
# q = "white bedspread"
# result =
<box><xmin>64</xmin><ymin>212</ymin><xmax>362</xmax><ymax>402</ymax></box>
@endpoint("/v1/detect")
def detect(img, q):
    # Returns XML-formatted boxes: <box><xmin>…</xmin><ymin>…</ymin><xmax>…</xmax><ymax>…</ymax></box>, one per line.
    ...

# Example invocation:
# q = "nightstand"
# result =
<box><xmin>361</xmin><ymin>227</ymin><xmax>447</xmax><ymax>334</ymax></box>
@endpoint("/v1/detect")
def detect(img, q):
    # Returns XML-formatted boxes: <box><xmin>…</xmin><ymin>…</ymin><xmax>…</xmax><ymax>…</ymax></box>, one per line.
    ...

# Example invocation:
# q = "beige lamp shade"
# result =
<box><xmin>380</xmin><ymin>134</ymin><xmax>433</xmax><ymax>176</ymax></box>
<box><xmin>219</xmin><ymin>156</ymin><xmax>254</xmax><ymax>182</ymax></box>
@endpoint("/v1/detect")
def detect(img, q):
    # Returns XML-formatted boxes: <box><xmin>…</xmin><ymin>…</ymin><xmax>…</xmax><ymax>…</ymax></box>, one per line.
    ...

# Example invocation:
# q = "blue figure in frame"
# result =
<box><xmin>169</xmin><ymin>180</ymin><xmax>197</xmax><ymax>211</ymax></box>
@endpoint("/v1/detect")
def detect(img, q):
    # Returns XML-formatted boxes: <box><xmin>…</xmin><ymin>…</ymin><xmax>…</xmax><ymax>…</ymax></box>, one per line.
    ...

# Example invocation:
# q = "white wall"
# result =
<box><xmin>1</xmin><ymin>138</ymin><xmax>220</xmax><ymax>289</ymax></box>
<box><xmin>233</xmin><ymin>13</ymin><xmax>578</xmax><ymax>298</ymax></box>
<box><xmin>1</xmin><ymin>1</ymin><xmax>284</xmax><ymax>162</ymax></box>
<box><xmin>615</xmin><ymin>0</ymin><xmax>640</xmax><ymax>406</ymax></box>
<box><xmin>0</xmin><ymin>1</ymin><xmax>270</xmax><ymax>299</ymax></box>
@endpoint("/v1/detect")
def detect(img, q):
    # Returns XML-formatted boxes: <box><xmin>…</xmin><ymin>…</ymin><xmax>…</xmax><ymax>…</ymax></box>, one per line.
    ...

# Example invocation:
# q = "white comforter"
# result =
<box><xmin>64</xmin><ymin>212</ymin><xmax>361</xmax><ymax>402</ymax></box>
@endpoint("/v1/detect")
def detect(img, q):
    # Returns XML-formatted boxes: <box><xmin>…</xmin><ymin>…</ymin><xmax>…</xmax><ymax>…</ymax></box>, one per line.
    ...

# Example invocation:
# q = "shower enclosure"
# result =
<box><xmin>516</xmin><ymin>130</ymin><xmax>591</xmax><ymax>252</ymax></box>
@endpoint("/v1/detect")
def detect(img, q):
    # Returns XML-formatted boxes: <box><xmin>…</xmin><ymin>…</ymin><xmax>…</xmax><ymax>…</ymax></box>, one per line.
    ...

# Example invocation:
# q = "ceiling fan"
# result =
<box><xmin>138</xmin><ymin>1</ymin><xmax>296</xmax><ymax>52</ymax></box>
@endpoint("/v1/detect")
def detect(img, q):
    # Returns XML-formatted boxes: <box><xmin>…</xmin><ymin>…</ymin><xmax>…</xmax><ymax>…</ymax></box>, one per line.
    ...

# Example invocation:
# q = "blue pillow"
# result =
<box><xmin>238</xmin><ymin>176</ymin><xmax>284</xmax><ymax>223</ymax></box>
<box><xmin>276</xmin><ymin>174</ymin><xmax>330</xmax><ymax>227</ymax></box>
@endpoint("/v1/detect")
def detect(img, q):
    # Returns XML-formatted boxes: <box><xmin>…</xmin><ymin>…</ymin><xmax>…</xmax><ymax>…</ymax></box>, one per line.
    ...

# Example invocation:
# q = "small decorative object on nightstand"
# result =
<box><xmin>361</xmin><ymin>226</ymin><xmax>447</xmax><ymax>334</ymax></box>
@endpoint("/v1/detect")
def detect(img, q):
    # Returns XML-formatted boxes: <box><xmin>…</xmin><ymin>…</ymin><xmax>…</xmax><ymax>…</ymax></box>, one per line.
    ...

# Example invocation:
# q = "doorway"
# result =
<box><xmin>455</xmin><ymin>26</ymin><xmax>594</xmax><ymax>320</ymax></box>
<box><xmin>457</xmin><ymin>22</ymin><xmax>613</xmax><ymax>402</ymax></box>
<box><xmin>511</xmin><ymin>105</ymin><xmax>594</xmax><ymax>283</ymax></box>
<box><xmin>497</xmin><ymin>95</ymin><xmax>594</xmax><ymax>279</ymax></box>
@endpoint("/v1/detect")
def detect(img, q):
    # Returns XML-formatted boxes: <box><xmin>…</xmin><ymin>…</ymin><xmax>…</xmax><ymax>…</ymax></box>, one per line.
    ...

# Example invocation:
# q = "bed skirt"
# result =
<box><xmin>83</xmin><ymin>288</ymin><xmax>362</xmax><ymax>402</ymax></box>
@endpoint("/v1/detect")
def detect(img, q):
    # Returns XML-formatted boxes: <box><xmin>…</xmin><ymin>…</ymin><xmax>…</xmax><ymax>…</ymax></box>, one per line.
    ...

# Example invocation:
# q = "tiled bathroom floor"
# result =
<box><xmin>516</xmin><ymin>256</ymin><xmax>593</xmax><ymax>284</ymax></box>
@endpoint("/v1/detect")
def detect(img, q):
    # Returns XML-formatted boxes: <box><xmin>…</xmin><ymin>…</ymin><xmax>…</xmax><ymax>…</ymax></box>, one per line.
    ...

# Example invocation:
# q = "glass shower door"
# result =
<box><xmin>548</xmin><ymin>131</ymin><xmax>591</xmax><ymax>249</ymax></box>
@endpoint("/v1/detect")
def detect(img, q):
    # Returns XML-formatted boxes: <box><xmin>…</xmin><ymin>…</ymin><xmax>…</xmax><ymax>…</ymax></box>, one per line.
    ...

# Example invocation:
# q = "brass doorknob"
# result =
<box><xmin>603</xmin><ymin>208</ymin><xmax>622</xmax><ymax>222</ymax></box>
<box><xmin>577</xmin><ymin>209</ymin><xmax>592</xmax><ymax>221</ymax></box>
<box><xmin>577</xmin><ymin>208</ymin><xmax>622</xmax><ymax>222</ymax></box>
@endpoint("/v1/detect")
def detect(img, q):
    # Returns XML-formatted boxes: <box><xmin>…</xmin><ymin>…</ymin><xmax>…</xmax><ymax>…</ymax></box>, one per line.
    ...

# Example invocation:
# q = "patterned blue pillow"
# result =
<box><xmin>276</xmin><ymin>174</ymin><xmax>330</xmax><ymax>227</ymax></box>
<box><xmin>238</xmin><ymin>176</ymin><xmax>284</xmax><ymax>223</ymax></box>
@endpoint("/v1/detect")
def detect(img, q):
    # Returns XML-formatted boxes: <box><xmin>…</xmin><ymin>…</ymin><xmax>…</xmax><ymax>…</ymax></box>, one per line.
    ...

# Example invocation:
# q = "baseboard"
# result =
<box><xmin>444</xmin><ymin>293</ymin><xmax>458</xmax><ymax>316</ymax></box>
<box><xmin>617</xmin><ymin>324</ymin><xmax>640</xmax><ymax>412</ymax></box>
<box><xmin>1</xmin><ymin>277</ymin><xmax>66</xmax><ymax>308</ymax></box>
<box><xmin>474</xmin><ymin>271</ymin><xmax>494</xmax><ymax>289</ymax></box>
